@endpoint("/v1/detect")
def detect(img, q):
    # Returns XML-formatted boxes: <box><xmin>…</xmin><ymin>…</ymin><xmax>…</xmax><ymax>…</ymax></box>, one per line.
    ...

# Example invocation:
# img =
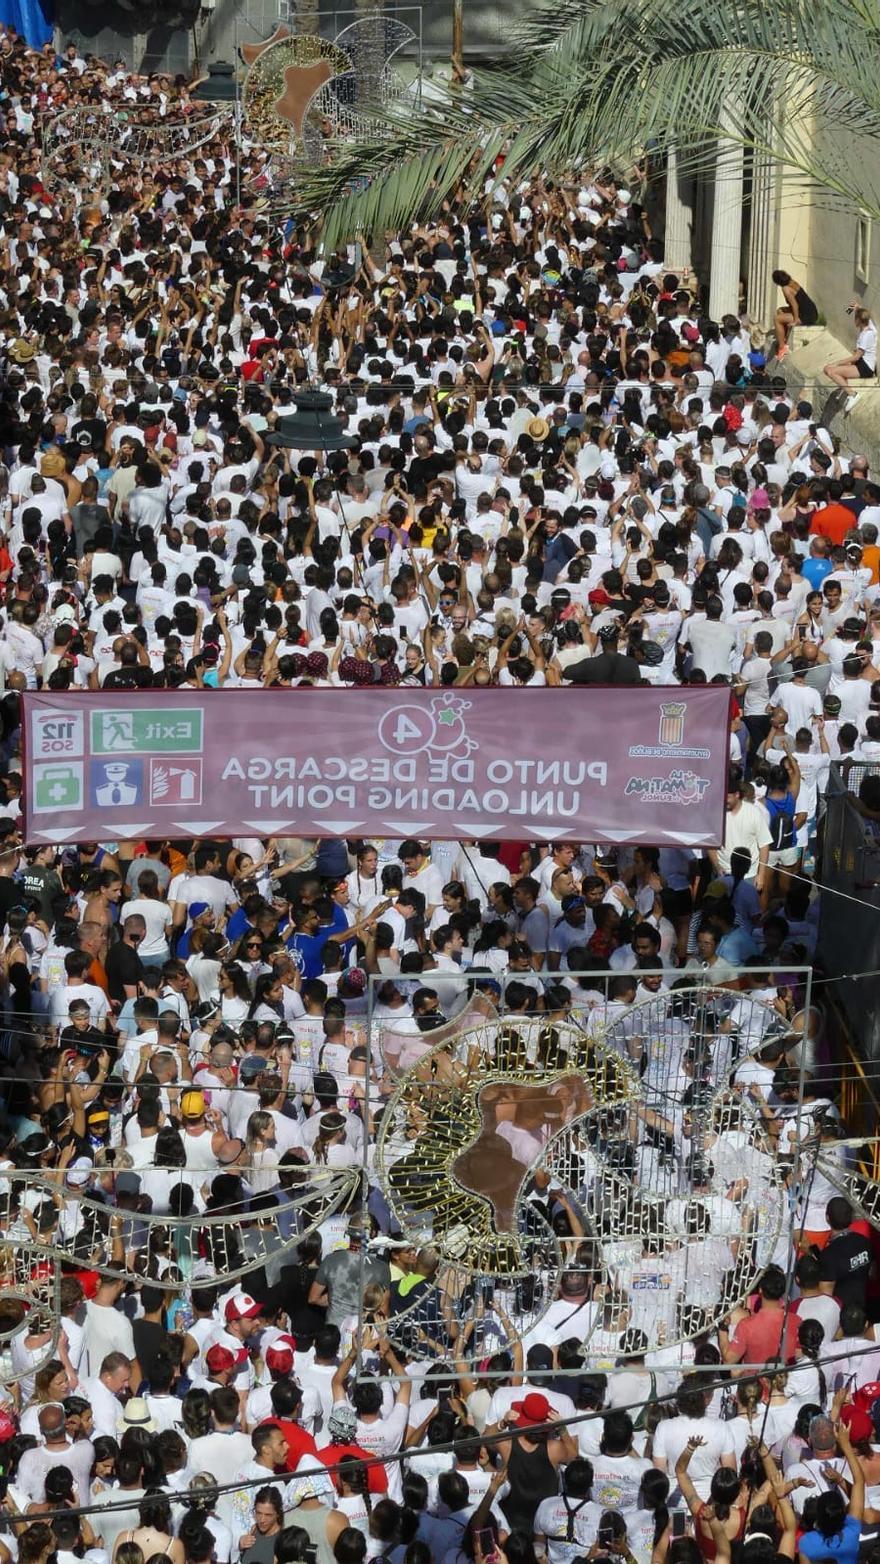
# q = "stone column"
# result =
<box><xmin>747</xmin><ymin>142</ymin><xmax>781</xmax><ymax>327</ymax></box>
<box><xmin>664</xmin><ymin>143</ymin><xmax>693</xmax><ymax>272</ymax></box>
<box><xmin>709</xmin><ymin>103</ymin><xmax>745</xmax><ymax>320</ymax></box>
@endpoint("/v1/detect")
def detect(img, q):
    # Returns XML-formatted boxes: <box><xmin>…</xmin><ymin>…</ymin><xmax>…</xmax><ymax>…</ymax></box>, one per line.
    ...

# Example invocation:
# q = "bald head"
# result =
<box><xmin>39</xmin><ymin>1405</ymin><xmax>66</xmax><ymax>1441</ymax></box>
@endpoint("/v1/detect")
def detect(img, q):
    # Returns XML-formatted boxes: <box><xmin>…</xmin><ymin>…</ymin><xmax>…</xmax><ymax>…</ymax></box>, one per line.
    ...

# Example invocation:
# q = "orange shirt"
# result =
<box><xmin>863</xmin><ymin>543</ymin><xmax>880</xmax><ymax>584</ymax></box>
<box><xmin>87</xmin><ymin>956</ymin><xmax>110</xmax><ymax>995</ymax></box>
<box><xmin>810</xmin><ymin>502</ymin><xmax>857</xmax><ymax>546</ymax></box>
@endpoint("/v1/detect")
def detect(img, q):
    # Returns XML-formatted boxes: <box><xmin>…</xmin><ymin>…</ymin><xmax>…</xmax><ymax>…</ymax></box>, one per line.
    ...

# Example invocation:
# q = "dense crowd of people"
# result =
<box><xmin>0</xmin><ymin>25</ymin><xmax>877</xmax><ymax>1564</ymax></box>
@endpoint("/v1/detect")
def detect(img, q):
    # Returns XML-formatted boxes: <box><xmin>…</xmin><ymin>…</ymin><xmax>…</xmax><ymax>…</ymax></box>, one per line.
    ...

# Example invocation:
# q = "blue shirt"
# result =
<box><xmin>801</xmin><ymin>557</ymin><xmax>833</xmax><ymax>591</ymax></box>
<box><xmin>800</xmin><ymin>1516</ymin><xmax>861</xmax><ymax>1564</ymax></box>
<box><xmin>286</xmin><ymin>906</ymin><xmax>352</xmax><ymax>976</ymax></box>
<box><xmin>718</xmin><ymin>926</ymin><xmax>758</xmax><ymax>964</ymax></box>
<box><xmin>286</xmin><ymin>929</ymin><xmax>331</xmax><ymax>978</ymax></box>
<box><xmin>226</xmin><ymin>908</ymin><xmax>253</xmax><ymax>943</ymax></box>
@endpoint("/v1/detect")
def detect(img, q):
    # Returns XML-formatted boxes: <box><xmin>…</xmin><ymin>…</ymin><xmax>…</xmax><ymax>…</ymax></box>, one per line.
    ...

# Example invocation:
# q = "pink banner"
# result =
<box><xmin>22</xmin><ymin>687</ymin><xmax>730</xmax><ymax>846</ymax></box>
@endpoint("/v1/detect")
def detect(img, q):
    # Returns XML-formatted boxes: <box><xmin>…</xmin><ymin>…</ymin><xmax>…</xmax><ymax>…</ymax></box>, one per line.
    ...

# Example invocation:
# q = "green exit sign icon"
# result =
<box><xmin>91</xmin><ymin>709</ymin><xmax>203</xmax><ymax>755</ymax></box>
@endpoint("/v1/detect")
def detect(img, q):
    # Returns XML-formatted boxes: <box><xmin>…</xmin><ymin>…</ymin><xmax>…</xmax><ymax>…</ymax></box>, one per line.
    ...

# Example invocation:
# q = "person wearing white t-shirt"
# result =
<box><xmin>399</xmin><ymin>842</ymin><xmax>444</xmax><ymax>916</ymax></box>
<box><xmin>170</xmin><ymin>844</ymin><xmax>238</xmax><ymax>930</ymax></box>
<box><xmin>682</xmin><ymin>599</ymin><xmax>736</xmax><ymax>679</ymax></box>
<box><xmin>710</xmin><ymin>779</ymin><xmax>772</xmax><ymax>887</ymax></box>
<box><xmin>776</xmin><ymin>665</ymin><xmax>823</xmax><ymax>733</ymax></box>
<box><xmin>824</xmin><ymin>305</ymin><xmax>878</xmax><ymax>409</ymax></box>
<box><xmin>188</xmin><ymin>1387</ymin><xmax>253</xmax><ymax>1486</ymax></box>
<box><xmin>651</xmin><ymin>1391</ymin><xmax>737</xmax><ymax>1501</ymax></box>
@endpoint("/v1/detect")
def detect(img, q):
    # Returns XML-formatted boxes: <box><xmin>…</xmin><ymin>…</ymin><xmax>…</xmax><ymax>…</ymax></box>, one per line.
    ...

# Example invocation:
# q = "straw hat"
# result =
<box><xmin>526</xmin><ymin>416</ymin><xmax>550</xmax><ymax>442</ymax></box>
<box><xmin>7</xmin><ymin>338</ymin><xmax>36</xmax><ymax>364</ymax></box>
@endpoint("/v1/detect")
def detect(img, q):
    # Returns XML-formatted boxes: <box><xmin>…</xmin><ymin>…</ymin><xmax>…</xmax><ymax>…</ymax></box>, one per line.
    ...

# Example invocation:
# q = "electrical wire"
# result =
<box><xmin>10</xmin><ymin>1333</ymin><xmax>880</xmax><ymax>1524</ymax></box>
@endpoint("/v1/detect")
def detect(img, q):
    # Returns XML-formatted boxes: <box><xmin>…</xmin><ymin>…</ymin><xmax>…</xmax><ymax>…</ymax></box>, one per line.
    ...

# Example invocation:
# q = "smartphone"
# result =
<box><xmin>798</xmin><ymin>624</ymin><xmax>806</xmax><ymax>638</ymax></box>
<box><xmin>672</xmin><ymin>1514</ymin><xmax>688</xmax><ymax>1539</ymax></box>
<box><xmin>476</xmin><ymin>1530</ymin><xmax>497</xmax><ymax>1559</ymax></box>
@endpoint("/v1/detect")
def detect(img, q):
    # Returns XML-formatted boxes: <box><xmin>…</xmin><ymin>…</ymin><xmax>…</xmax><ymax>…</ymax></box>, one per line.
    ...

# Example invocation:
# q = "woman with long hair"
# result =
<box><xmin>20</xmin><ymin>1360</ymin><xmax>70</xmax><ymax>1436</ymax></box>
<box><xmin>248</xmin><ymin>972</ymin><xmax>285</xmax><ymax>1022</ymax></box>
<box><xmin>90</xmin><ymin>1436</ymin><xmax>119</xmax><ymax>1498</ymax></box>
<box><xmin>725</xmin><ymin>1380</ymin><xmax>789</xmax><ymax>1464</ymax></box>
<box><xmin>311</xmin><ymin>1111</ymin><xmax>358</xmax><ymax>1168</ymax></box>
<box><xmin>824</xmin><ymin>304</ymin><xmax>878</xmax><ymax>408</ymax></box>
<box><xmin>238</xmin><ymin>1486</ymin><xmax>284</xmax><ymax>1564</ymax></box>
<box><xmin>795</xmin><ymin>589</ymin><xmax>827</xmax><ymax>645</ymax></box>
<box><xmin>628</xmin><ymin>1470</ymin><xmax>671</xmax><ymax>1564</ymax></box>
<box><xmin>219</xmin><ymin>961</ymin><xmax>252</xmax><ymax>1021</ymax></box>
<box><xmin>140</xmin><ymin>1126</ymin><xmax>189</xmax><ymax>1217</ymax></box>
<box><xmin>244</xmin><ymin>1111</ymin><xmax>280</xmax><ymax>1194</ymax></box>
<box><xmin>233</xmin><ymin>932</ymin><xmax>269</xmax><ymax>988</ymax></box>
<box><xmin>675</xmin><ymin>1446</ymin><xmax>749</xmax><ymax>1561</ymax></box>
<box><xmin>772</xmin><ymin>271</ymin><xmax>819</xmax><ymax>360</ymax></box>
<box><xmin>336</xmin><ymin>1459</ymin><xmax>373</xmax><ymax>1536</ymax></box>
<box><xmin>112</xmin><ymin>1491</ymin><xmax>184</xmax><ymax>1564</ymax></box>
<box><xmin>180</xmin><ymin>1389</ymin><xmax>212</xmax><ymax>1443</ymax></box>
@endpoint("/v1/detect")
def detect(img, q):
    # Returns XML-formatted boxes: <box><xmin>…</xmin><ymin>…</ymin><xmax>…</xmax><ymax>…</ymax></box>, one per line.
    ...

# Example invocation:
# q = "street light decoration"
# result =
<box><xmin>237</xmin><ymin>13</ymin><xmax>416</xmax><ymax>209</ymax></box>
<box><xmin>41</xmin><ymin>103</ymin><xmax>230</xmax><ymax>198</ymax></box>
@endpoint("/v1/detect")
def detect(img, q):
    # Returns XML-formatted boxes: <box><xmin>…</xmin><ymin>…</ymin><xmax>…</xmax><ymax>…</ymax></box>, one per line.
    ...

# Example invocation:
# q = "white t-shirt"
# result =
<box><xmin>82</xmin><ymin>1301</ymin><xmax>136</xmax><ymax>1376</ymax></box>
<box><xmin>120</xmin><ymin>896</ymin><xmax>173</xmax><ymax>958</ymax></box>
<box><xmin>652</xmin><ymin>1415</ymin><xmax>736</xmax><ymax>1500</ymax></box>
<box><xmin>777</xmin><ymin>681</ymin><xmax>822</xmax><ymax>732</ymax></box>
<box><xmin>717</xmin><ymin>799</ymin><xmax>773</xmax><ymax>877</ymax></box>
<box><xmin>858</xmin><ymin>322</ymin><xmax>878</xmax><ymax>371</ymax></box>
<box><xmin>188</xmin><ymin>1429</ymin><xmax>254</xmax><ymax>1486</ymax></box>
<box><xmin>175</xmin><ymin>872</ymin><xmax>237</xmax><ymax>921</ymax></box>
<box><xmin>588</xmin><ymin>1451</ymin><xmax>651</xmax><ymax>1511</ymax></box>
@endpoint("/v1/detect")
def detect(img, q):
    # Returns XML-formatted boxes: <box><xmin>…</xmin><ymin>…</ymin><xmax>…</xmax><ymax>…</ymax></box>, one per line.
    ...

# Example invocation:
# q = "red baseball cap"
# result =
<box><xmin>205</xmin><ymin>1345</ymin><xmax>236</xmax><ymax>1374</ymax></box>
<box><xmin>266</xmin><ymin>1340</ymin><xmax>295</xmax><ymax>1374</ymax></box>
<box><xmin>225</xmin><ymin>1292</ymin><xmax>263</xmax><ymax>1323</ymax></box>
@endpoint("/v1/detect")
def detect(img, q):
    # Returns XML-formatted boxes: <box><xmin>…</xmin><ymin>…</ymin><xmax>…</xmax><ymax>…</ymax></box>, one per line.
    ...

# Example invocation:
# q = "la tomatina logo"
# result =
<box><xmin>625</xmin><ymin>770</ymin><xmax>711</xmax><ymax>806</ymax></box>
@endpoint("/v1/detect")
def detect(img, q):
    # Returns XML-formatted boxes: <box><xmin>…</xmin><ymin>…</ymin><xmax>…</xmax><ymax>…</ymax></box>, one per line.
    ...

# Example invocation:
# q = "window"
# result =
<box><xmin>857</xmin><ymin>214</ymin><xmax>872</xmax><ymax>284</ymax></box>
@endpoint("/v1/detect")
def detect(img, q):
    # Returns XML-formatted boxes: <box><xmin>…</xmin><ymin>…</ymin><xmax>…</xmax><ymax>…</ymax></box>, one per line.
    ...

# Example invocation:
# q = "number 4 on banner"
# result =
<box><xmin>393</xmin><ymin>713</ymin><xmax>422</xmax><ymax>746</ymax></box>
<box><xmin>377</xmin><ymin>705</ymin><xmax>436</xmax><ymax>757</ymax></box>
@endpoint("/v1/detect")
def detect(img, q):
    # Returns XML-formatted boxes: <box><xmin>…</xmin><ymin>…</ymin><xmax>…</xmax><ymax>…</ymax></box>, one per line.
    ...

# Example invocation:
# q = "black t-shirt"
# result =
<box><xmin>104</xmin><ymin>940</ymin><xmax>145</xmax><ymax>1004</ymax></box>
<box><xmin>0</xmin><ymin>878</ymin><xmax>21</xmax><ymax>925</ymax></box>
<box><xmin>567</xmin><ymin>651</ymin><xmax>641</xmax><ymax>685</ymax></box>
<box><xmin>19</xmin><ymin>863</ymin><xmax>62</xmax><ymax>921</ymax></box>
<box><xmin>103</xmin><ymin>667</ymin><xmax>155</xmax><ymax>689</ymax></box>
<box><xmin>59</xmin><ymin>1023</ymin><xmax>105</xmax><ymax>1056</ymax></box>
<box><xmin>819</xmin><ymin>1228</ymin><xmax>872</xmax><ymax>1307</ymax></box>
<box><xmin>132</xmin><ymin>1316</ymin><xmax>170</xmax><ymax>1382</ymax></box>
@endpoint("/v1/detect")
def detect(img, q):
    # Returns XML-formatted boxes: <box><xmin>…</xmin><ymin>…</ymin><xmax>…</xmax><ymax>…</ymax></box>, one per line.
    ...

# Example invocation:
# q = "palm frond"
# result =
<box><xmin>295</xmin><ymin>0</ymin><xmax>880</xmax><ymax>241</ymax></box>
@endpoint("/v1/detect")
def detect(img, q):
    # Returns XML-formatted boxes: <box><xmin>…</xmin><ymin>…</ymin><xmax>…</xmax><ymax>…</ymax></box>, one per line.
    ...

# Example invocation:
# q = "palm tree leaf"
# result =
<box><xmin>293</xmin><ymin>0</ymin><xmax>880</xmax><ymax>240</ymax></box>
